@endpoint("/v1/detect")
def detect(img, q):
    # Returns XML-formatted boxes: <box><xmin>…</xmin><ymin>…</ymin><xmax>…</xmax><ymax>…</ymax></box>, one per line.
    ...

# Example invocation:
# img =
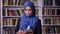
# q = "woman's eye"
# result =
<box><xmin>25</xmin><ymin>8</ymin><xmax>32</xmax><ymax>11</ymax></box>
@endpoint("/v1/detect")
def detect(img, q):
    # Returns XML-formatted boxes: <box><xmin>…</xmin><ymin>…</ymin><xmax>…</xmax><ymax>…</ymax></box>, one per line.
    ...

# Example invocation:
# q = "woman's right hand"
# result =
<box><xmin>16</xmin><ymin>30</ymin><xmax>25</xmax><ymax>34</ymax></box>
<box><xmin>25</xmin><ymin>29</ymin><xmax>33</xmax><ymax>34</ymax></box>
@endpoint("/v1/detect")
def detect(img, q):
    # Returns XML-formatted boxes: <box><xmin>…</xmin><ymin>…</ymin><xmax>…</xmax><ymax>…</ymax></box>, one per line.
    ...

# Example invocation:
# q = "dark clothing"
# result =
<box><xmin>15</xmin><ymin>18</ymin><xmax>42</xmax><ymax>34</ymax></box>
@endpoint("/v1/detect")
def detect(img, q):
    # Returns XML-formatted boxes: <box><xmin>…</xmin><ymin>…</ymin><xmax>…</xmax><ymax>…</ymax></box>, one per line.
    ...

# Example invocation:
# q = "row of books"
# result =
<box><xmin>3</xmin><ymin>9</ymin><xmax>39</xmax><ymax>16</ymax></box>
<box><xmin>43</xmin><ymin>0</ymin><xmax>60</xmax><ymax>6</ymax></box>
<box><xmin>3</xmin><ymin>18</ymin><xmax>19</xmax><ymax>26</ymax></box>
<box><xmin>42</xmin><ymin>0</ymin><xmax>60</xmax><ymax>34</ymax></box>
<box><xmin>42</xmin><ymin>27</ymin><xmax>60</xmax><ymax>34</ymax></box>
<box><xmin>43</xmin><ymin>18</ymin><xmax>60</xmax><ymax>24</ymax></box>
<box><xmin>3</xmin><ymin>28</ymin><xmax>16</xmax><ymax>34</ymax></box>
<box><xmin>42</xmin><ymin>9</ymin><xmax>60</xmax><ymax>16</ymax></box>
<box><xmin>3</xmin><ymin>0</ymin><xmax>26</xmax><ymax>6</ymax></box>
<box><xmin>3</xmin><ymin>9</ymin><xmax>24</xmax><ymax>16</ymax></box>
<box><xmin>2</xmin><ymin>0</ymin><xmax>39</xmax><ymax>34</ymax></box>
<box><xmin>42</xmin><ymin>17</ymin><xmax>60</xmax><ymax>34</ymax></box>
<box><xmin>31</xmin><ymin>0</ymin><xmax>38</xmax><ymax>6</ymax></box>
<box><xmin>3</xmin><ymin>0</ymin><xmax>38</xmax><ymax>6</ymax></box>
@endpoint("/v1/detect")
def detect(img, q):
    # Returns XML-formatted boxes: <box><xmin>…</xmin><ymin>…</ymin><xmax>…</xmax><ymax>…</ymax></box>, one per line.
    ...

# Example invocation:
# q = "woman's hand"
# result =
<box><xmin>25</xmin><ymin>29</ymin><xmax>34</xmax><ymax>34</ymax></box>
<box><xmin>16</xmin><ymin>30</ymin><xmax>25</xmax><ymax>34</ymax></box>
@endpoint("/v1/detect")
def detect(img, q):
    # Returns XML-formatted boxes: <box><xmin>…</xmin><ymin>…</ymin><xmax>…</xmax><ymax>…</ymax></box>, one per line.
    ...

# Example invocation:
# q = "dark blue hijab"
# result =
<box><xmin>19</xmin><ymin>1</ymin><xmax>39</xmax><ymax>31</ymax></box>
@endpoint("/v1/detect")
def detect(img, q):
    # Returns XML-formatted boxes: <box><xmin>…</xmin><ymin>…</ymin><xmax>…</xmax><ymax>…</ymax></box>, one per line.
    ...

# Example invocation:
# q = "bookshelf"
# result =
<box><xmin>0</xmin><ymin>0</ymin><xmax>1</xmax><ymax>34</ymax></box>
<box><xmin>2</xmin><ymin>0</ymin><xmax>60</xmax><ymax>34</ymax></box>
<box><xmin>2</xmin><ymin>0</ymin><xmax>40</xmax><ymax>34</ymax></box>
<box><xmin>42</xmin><ymin>0</ymin><xmax>60</xmax><ymax>34</ymax></box>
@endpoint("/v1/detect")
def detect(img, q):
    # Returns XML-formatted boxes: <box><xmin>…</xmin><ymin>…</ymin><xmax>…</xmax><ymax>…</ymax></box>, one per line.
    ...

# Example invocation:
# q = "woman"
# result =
<box><xmin>16</xmin><ymin>1</ymin><xmax>42</xmax><ymax>34</ymax></box>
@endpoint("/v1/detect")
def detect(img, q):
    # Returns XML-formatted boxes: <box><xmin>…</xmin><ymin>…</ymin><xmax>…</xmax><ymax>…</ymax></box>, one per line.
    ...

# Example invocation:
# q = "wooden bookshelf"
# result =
<box><xmin>42</xmin><ymin>0</ymin><xmax>60</xmax><ymax>34</ymax></box>
<box><xmin>2</xmin><ymin>0</ymin><xmax>40</xmax><ymax>34</ymax></box>
<box><xmin>2</xmin><ymin>0</ymin><xmax>60</xmax><ymax>34</ymax></box>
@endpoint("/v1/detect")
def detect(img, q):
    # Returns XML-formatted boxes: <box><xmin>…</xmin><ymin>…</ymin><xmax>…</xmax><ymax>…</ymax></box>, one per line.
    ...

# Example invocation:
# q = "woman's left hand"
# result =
<box><xmin>16</xmin><ymin>30</ymin><xmax>25</xmax><ymax>34</ymax></box>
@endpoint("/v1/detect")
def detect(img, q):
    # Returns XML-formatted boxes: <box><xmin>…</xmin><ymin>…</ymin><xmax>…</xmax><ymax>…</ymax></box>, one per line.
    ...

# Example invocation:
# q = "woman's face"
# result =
<box><xmin>25</xmin><ymin>6</ymin><xmax>32</xmax><ymax>16</ymax></box>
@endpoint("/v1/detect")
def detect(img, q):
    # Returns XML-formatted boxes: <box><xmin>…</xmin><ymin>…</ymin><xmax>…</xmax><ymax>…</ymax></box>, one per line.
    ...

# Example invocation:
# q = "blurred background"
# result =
<box><xmin>0</xmin><ymin>0</ymin><xmax>1</xmax><ymax>34</ymax></box>
<box><xmin>1</xmin><ymin>0</ymin><xmax>60</xmax><ymax>34</ymax></box>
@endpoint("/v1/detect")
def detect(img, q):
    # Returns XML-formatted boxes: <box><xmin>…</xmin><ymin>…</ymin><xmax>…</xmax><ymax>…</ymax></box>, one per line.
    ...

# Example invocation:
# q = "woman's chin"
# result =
<box><xmin>26</xmin><ymin>15</ymin><xmax>30</xmax><ymax>17</ymax></box>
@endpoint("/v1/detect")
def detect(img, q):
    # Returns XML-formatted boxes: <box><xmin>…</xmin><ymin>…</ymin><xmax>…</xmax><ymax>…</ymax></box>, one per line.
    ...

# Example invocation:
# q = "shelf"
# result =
<box><xmin>43</xmin><ymin>6</ymin><xmax>60</xmax><ymax>9</ymax></box>
<box><xmin>42</xmin><ymin>15</ymin><xmax>60</xmax><ymax>18</ymax></box>
<box><xmin>3</xmin><ymin>5</ymin><xmax>23</xmax><ymax>10</ymax></box>
<box><xmin>3</xmin><ymin>16</ymin><xmax>41</xmax><ymax>18</ymax></box>
<box><xmin>43</xmin><ymin>6</ymin><xmax>60</xmax><ymax>8</ymax></box>
<box><xmin>3</xmin><ymin>5</ymin><xmax>40</xmax><ymax>10</ymax></box>
<box><xmin>3</xmin><ymin>25</ymin><xmax>16</xmax><ymax>28</ymax></box>
<box><xmin>42</xmin><ymin>24</ymin><xmax>60</xmax><ymax>27</ymax></box>
<box><xmin>3</xmin><ymin>16</ymin><xmax>21</xmax><ymax>18</ymax></box>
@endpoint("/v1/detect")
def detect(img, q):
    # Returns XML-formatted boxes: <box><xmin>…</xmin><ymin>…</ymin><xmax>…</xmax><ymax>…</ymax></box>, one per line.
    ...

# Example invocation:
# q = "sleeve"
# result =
<box><xmin>19</xmin><ymin>17</ymin><xmax>24</xmax><ymax>31</ymax></box>
<box><xmin>30</xmin><ymin>21</ymin><xmax>38</xmax><ymax>31</ymax></box>
<box><xmin>36</xmin><ymin>19</ymin><xmax>42</xmax><ymax>34</ymax></box>
<box><xmin>30</xmin><ymin>19</ymin><xmax>42</xmax><ymax>34</ymax></box>
<box><xmin>30</xmin><ymin>17</ymin><xmax>38</xmax><ymax>31</ymax></box>
<box><xmin>15</xmin><ymin>18</ymin><xmax>20</xmax><ymax>33</ymax></box>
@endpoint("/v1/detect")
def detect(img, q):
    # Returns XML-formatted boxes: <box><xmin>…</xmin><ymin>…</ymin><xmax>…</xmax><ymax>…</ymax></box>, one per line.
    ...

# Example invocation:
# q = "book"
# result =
<box><xmin>18</xmin><ymin>0</ymin><xmax>21</xmax><ymax>5</ymax></box>
<box><xmin>42</xmin><ymin>27</ymin><xmax>46</xmax><ymax>34</ymax></box>
<box><xmin>7</xmin><ymin>10</ymin><xmax>14</xmax><ymax>16</ymax></box>
<box><xmin>8</xmin><ymin>0</ymin><xmax>13</xmax><ymax>5</ymax></box>
<box><xmin>3</xmin><ymin>28</ymin><xmax>16</xmax><ymax>34</ymax></box>
<box><xmin>43</xmin><ymin>9</ymin><xmax>56</xmax><ymax>16</ymax></box>
<box><xmin>45</xmin><ymin>18</ymin><xmax>51</xmax><ymax>24</ymax></box>
<box><xmin>43</xmin><ymin>0</ymin><xmax>53</xmax><ymax>6</ymax></box>
<box><xmin>3</xmin><ymin>9</ymin><xmax>7</xmax><ymax>16</ymax></box>
<box><xmin>3</xmin><ymin>9</ymin><xmax>5</xmax><ymax>16</ymax></box>
<box><xmin>51</xmin><ymin>9</ymin><xmax>55</xmax><ymax>15</ymax></box>
<box><xmin>42</xmin><ymin>9</ymin><xmax>44</xmax><ymax>15</ymax></box>
<box><xmin>3</xmin><ymin>29</ymin><xmax>6</xmax><ymax>34</ymax></box>
<box><xmin>12</xmin><ymin>19</ymin><xmax>16</xmax><ymax>25</ymax></box>
<box><xmin>16</xmin><ymin>0</ymin><xmax>20</xmax><ymax>5</ymax></box>
<box><xmin>45</xmin><ymin>27</ymin><xmax>56</xmax><ymax>34</ymax></box>
<box><xmin>7</xmin><ymin>19</ymin><xmax>10</xmax><ymax>26</ymax></box>
<box><xmin>7</xmin><ymin>10</ymin><xmax>21</xmax><ymax>16</ymax></box>
<box><xmin>3</xmin><ymin>18</ymin><xmax>7</xmax><ymax>26</ymax></box>
<box><xmin>3</xmin><ymin>0</ymin><xmax>8</xmax><ymax>5</ymax></box>
<box><xmin>56</xmin><ymin>27</ymin><xmax>60</xmax><ymax>34</ymax></box>
<box><xmin>53</xmin><ymin>18</ymin><xmax>58</xmax><ymax>24</ymax></box>
<box><xmin>19</xmin><ymin>10</ymin><xmax>24</xmax><ymax>16</ymax></box>
<box><xmin>3</xmin><ymin>0</ymin><xmax>6</xmax><ymax>5</ymax></box>
<box><xmin>17</xmin><ymin>10</ymin><xmax>21</xmax><ymax>16</ymax></box>
<box><xmin>55</xmin><ymin>0</ymin><xmax>60</xmax><ymax>6</ymax></box>
<box><xmin>10</xmin><ymin>19</ymin><xmax>13</xmax><ymax>25</ymax></box>
<box><xmin>12</xmin><ymin>10</ymin><xmax>18</xmax><ymax>16</ymax></box>
<box><xmin>32</xmin><ymin>0</ymin><xmax>38</xmax><ymax>6</ymax></box>
<box><xmin>57</xmin><ymin>9</ymin><xmax>60</xmax><ymax>15</ymax></box>
<box><xmin>13</xmin><ymin>0</ymin><xmax>15</xmax><ymax>6</ymax></box>
<box><xmin>15</xmin><ymin>18</ymin><xmax>19</xmax><ymax>25</ymax></box>
<box><xmin>3</xmin><ymin>0</ymin><xmax>27</xmax><ymax>6</ymax></box>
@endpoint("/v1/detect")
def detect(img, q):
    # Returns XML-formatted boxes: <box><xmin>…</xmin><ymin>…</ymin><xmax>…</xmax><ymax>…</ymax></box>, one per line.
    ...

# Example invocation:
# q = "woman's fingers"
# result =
<box><xmin>21</xmin><ymin>31</ymin><xmax>25</xmax><ymax>34</ymax></box>
<box><xmin>20</xmin><ymin>30</ymin><xmax>25</xmax><ymax>34</ymax></box>
<box><xmin>16</xmin><ymin>30</ymin><xmax>25</xmax><ymax>34</ymax></box>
